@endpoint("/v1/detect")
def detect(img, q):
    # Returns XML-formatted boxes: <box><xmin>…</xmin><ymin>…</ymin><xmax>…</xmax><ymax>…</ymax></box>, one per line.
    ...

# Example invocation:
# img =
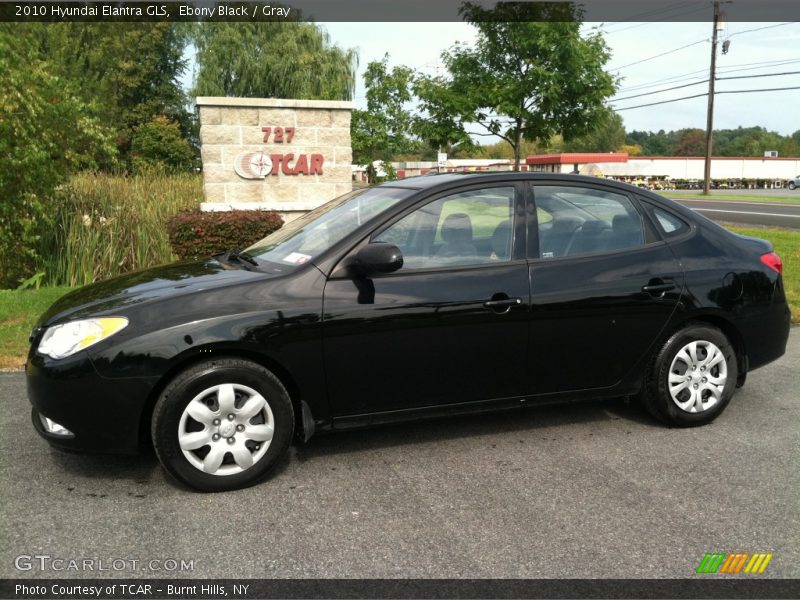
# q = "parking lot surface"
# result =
<box><xmin>2</xmin><ymin>330</ymin><xmax>798</xmax><ymax>579</ymax></box>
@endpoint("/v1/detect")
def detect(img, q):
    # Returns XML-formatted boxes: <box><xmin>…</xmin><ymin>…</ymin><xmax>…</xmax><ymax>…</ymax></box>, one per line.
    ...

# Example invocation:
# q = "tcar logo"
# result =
<box><xmin>234</xmin><ymin>151</ymin><xmax>325</xmax><ymax>179</ymax></box>
<box><xmin>234</xmin><ymin>152</ymin><xmax>273</xmax><ymax>179</ymax></box>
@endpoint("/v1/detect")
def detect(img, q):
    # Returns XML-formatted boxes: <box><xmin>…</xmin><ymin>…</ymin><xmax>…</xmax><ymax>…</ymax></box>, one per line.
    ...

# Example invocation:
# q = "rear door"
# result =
<box><xmin>527</xmin><ymin>182</ymin><xmax>684</xmax><ymax>395</ymax></box>
<box><xmin>322</xmin><ymin>182</ymin><xmax>530</xmax><ymax>416</ymax></box>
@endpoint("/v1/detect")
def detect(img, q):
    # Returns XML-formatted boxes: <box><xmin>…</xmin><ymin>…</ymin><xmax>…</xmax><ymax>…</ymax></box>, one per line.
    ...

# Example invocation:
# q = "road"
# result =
<box><xmin>668</xmin><ymin>189</ymin><xmax>800</xmax><ymax>199</ymax></box>
<box><xmin>1</xmin><ymin>330</ymin><xmax>799</xmax><ymax>580</ymax></box>
<box><xmin>669</xmin><ymin>197</ymin><xmax>800</xmax><ymax>229</ymax></box>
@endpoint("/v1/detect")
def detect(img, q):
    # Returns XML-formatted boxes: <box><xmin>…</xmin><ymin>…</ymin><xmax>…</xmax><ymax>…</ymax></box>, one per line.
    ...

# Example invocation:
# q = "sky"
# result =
<box><xmin>320</xmin><ymin>20</ymin><xmax>800</xmax><ymax>139</ymax></box>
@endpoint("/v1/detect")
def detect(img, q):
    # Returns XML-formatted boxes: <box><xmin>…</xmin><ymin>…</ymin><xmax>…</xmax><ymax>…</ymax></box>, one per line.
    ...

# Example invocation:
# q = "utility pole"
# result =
<box><xmin>703</xmin><ymin>1</ymin><xmax>721</xmax><ymax>195</ymax></box>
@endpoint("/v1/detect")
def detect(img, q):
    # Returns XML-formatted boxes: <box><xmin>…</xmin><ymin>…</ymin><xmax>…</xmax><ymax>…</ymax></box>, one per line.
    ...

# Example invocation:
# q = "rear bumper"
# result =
<box><xmin>26</xmin><ymin>352</ymin><xmax>158</xmax><ymax>454</ymax></box>
<box><xmin>741</xmin><ymin>302</ymin><xmax>792</xmax><ymax>372</ymax></box>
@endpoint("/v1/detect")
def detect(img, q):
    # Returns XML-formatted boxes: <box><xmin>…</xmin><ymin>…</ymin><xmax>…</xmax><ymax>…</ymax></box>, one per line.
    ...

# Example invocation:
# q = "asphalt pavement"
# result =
<box><xmin>2</xmin><ymin>329</ymin><xmax>799</xmax><ymax>579</ymax></box>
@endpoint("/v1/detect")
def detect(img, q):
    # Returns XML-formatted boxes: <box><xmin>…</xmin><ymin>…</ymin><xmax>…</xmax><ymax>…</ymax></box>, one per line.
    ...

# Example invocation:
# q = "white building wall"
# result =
<box><xmin>599</xmin><ymin>157</ymin><xmax>800</xmax><ymax>180</ymax></box>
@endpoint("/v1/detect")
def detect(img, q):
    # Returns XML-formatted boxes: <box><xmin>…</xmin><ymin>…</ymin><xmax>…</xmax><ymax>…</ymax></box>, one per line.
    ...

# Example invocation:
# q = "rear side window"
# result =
<box><xmin>534</xmin><ymin>185</ymin><xmax>645</xmax><ymax>258</ymax></box>
<box><xmin>651</xmin><ymin>207</ymin><xmax>690</xmax><ymax>237</ymax></box>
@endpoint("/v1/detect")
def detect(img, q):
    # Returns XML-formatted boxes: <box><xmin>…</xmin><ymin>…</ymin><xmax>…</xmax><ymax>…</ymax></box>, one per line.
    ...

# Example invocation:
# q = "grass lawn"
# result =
<box><xmin>663</xmin><ymin>192</ymin><xmax>800</xmax><ymax>204</ymax></box>
<box><xmin>0</xmin><ymin>287</ymin><xmax>72</xmax><ymax>370</ymax></box>
<box><xmin>0</xmin><ymin>226</ymin><xmax>797</xmax><ymax>369</ymax></box>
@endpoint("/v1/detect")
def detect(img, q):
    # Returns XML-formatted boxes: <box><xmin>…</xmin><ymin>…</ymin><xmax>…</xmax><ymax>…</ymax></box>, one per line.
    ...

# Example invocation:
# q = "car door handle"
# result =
<box><xmin>642</xmin><ymin>280</ymin><xmax>676</xmax><ymax>295</ymax></box>
<box><xmin>483</xmin><ymin>297</ymin><xmax>522</xmax><ymax>313</ymax></box>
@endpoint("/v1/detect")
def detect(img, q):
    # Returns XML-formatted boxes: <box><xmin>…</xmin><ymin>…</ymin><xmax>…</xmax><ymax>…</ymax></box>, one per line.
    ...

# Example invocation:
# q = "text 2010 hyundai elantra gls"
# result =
<box><xmin>27</xmin><ymin>173</ymin><xmax>790</xmax><ymax>491</ymax></box>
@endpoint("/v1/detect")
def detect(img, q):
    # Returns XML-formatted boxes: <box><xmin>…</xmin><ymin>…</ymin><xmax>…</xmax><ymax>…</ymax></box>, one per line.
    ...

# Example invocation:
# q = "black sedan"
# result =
<box><xmin>27</xmin><ymin>173</ymin><xmax>791</xmax><ymax>491</ymax></box>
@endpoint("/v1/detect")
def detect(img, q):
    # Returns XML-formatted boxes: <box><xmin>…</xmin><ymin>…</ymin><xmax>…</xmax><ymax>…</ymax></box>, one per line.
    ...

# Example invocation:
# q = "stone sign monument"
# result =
<box><xmin>196</xmin><ymin>97</ymin><xmax>353</xmax><ymax>221</ymax></box>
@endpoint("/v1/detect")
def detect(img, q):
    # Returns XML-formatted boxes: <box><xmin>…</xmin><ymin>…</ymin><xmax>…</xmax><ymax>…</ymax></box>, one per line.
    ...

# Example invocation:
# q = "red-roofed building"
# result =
<box><xmin>525</xmin><ymin>153</ymin><xmax>800</xmax><ymax>189</ymax></box>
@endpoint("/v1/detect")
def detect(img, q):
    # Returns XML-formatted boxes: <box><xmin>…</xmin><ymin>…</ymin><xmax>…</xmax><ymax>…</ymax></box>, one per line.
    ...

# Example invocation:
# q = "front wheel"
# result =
<box><xmin>789</xmin><ymin>182</ymin><xmax>797</xmax><ymax>190</ymax></box>
<box><xmin>151</xmin><ymin>358</ymin><xmax>294</xmax><ymax>492</ymax></box>
<box><xmin>640</xmin><ymin>324</ymin><xmax>738</xmax><ymax>427</ymax></box>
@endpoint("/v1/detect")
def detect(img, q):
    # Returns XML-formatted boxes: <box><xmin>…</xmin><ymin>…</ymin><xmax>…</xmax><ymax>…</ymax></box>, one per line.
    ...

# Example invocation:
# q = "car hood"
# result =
<box><xmin>38</xmin><ymin>259</ymin><xmax>271</xmax><ymax>326</ymax></box>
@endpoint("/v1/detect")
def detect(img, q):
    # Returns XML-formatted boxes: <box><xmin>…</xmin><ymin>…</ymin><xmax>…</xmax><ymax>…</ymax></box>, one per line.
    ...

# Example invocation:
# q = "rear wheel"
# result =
<box><xmin>640</xmin><ymin>324</ymin><xmax>738</xmax><ymax>426</ymax></box>
<box><xmin>151</xmin><ymin>358</ymin><xmax>294</xmax><ymax>492</ymax></box>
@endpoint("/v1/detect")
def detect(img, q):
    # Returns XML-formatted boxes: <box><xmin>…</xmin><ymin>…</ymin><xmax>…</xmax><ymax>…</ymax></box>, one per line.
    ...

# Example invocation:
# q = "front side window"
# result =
<box><xmin>246</xmin><ymin>186</ymin><xmax>413</xmax><ymax>269</ymax></box>
<box><xmin>374</xmin><ymin>186</ymin><xmax>516</xmax><ymax>270</ymax></box>
<box><xmin>534</xmin><ymin>186</ymin><xmax>645</xmax><ymax>258</ymax></box>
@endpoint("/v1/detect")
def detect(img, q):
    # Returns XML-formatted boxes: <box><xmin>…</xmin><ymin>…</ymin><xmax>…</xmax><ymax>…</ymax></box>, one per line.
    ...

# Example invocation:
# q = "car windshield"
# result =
<box><xmin>245</xmin><ymin>186</ymin><xmax>414</xmax><ymax>269</ymax></box>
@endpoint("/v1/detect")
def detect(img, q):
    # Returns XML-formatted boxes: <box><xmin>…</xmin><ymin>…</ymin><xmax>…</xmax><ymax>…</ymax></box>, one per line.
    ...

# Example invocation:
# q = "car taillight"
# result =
<box><xmin>760</xmin><ymin>252</ymin><xmax>783</xmax><ymax>274</ymax></box>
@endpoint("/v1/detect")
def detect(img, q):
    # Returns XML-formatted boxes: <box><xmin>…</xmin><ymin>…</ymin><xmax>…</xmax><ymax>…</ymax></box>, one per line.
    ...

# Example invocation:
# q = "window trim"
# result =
<box><xmin>526</xmin><ymin>181</ymin><xmax>660</xmax><ymax>262</ymax></box>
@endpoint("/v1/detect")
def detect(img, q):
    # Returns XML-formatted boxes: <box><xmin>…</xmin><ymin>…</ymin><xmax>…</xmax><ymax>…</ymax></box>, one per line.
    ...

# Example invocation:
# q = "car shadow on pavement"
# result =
<box><xmin>294</xmin><ymin>396</ymin><xmax>660</xmax><ymax>461</ymax></box>
<box><xmin>47</xmin><ymin>446</ymin><xmax>161</xmax><ymax>483</ymax></box>
<box><xmin>39</xmin><ymin>397</ymin><xmax>658</xmax><ymax>489</ymax></box>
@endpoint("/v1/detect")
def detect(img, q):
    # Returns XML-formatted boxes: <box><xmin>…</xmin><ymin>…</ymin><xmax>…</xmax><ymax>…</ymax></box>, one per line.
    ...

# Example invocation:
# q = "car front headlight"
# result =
<box><xmin>37</xmin><ymin>317</ymin><xmax>129</xmax><ymax>359</ymax></box>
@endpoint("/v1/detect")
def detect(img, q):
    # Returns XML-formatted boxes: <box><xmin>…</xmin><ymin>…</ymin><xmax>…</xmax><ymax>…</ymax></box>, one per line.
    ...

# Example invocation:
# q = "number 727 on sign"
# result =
<box><xmin>262</xmin><ymin>127</ymin><xmax>296</xmax><ymax>143</ymax></box>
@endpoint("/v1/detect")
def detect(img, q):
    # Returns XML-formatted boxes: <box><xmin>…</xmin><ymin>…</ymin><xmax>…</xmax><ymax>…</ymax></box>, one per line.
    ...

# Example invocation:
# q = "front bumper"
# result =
<box><xmin>26</xmin><ymin>352</ymin><xmax>158</xmax><ymax>454</ymax></box>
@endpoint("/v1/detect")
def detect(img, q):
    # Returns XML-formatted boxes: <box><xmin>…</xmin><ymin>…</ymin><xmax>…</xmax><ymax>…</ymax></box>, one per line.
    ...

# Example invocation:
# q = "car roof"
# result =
<box><xmin>377</xmin><ymin>172</ymin><xmax>641</xmax><ymax>194</ymax></box>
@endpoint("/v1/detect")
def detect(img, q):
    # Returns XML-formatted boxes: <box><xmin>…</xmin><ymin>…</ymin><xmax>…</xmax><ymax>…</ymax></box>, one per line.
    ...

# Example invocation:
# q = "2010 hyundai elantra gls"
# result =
<box><xmin>27</xmin><ymin>173</ymin><xmax>791</xmax><ymax>491</ymax></box>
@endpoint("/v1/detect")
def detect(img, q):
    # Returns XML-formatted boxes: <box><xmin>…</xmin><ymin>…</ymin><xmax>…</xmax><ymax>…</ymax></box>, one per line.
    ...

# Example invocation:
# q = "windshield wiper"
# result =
<box><xmin>217</xmin><ymin>248</ymin><xmax>259</xmax><ymax>268</ymax></box>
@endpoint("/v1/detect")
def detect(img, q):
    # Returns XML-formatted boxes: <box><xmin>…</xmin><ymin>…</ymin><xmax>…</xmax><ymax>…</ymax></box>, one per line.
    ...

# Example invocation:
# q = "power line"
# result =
<box><xmin>609</xmin><ymin>26</ymin><xmax>798</xmax><ymax>85</ymax></box>
<box><xmin>613</xmin><ymin>85</ymin><xmax>800</xmax><ymax>111</ymax></box>
<box><xmin>602</xmin><ymin>4</ymin><xmax>709</xmax><ymax>34</ymax></box>
<box><xmin>609</xmin><ymin>39</ymin><xmax>708</xmax><ymax>71</ymax></box>
<box><xmin>726</xmin><ymin>22</ymin><xmax>797</xmax><ymax>38</ymax></box>
<box><xmin>615</xmin><ymin>58</ymin><xmax>800</xmax><ymax>93</ymax></box>
<box><xmin>716</xmin><ymin>58</ymin><xmax>800</xmax><ymax>74</ymax></box>
<box><xmin>602</xmin><ymin>0</ymin><xmax>697</xmax><ymax>29</ymax></box>
<box><xmin>613</xmin><ymin>78</ymin><xmax>708</xmax><ymax>102</ymax></box>
<box><xmin>717</xmin><ymin>85</ymin><xmax>800</xmax><ymax>95</ymax></box>
<box><xmin>613</xmin><ymin>69</ymin><xmax>800</xmax><ymax>102</ymax></box>
<box><xmin>717</xmin><ymin>70</ymin><xmax>800</xmax><ymax>81</ymax></box>
<box><xmin>614</xmin><ymin>92</ymin><xmax>708</xmax><ymax>111</ymax></box>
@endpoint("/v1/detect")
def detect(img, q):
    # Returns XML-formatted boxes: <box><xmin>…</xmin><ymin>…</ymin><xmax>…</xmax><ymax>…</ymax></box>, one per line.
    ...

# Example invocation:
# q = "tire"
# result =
<box><xmin>789</xmin><ymin>182</ymin><xmax>797</xmax><ymax>190</ymax></box>
<box><xmin>640</xmin><ymin>324</ymin><xmax>738</xmax><ymax>427</ymax></box>
<box><xmin>151</xmin><ymin>358</ymin><xmax>294</xmax><ymax>492</ymax></box>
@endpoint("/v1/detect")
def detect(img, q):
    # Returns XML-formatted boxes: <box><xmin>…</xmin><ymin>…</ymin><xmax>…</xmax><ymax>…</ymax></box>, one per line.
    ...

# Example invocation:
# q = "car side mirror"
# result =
<box><xmin>351</xmin><ymin>243</ymin><xmax>403</xmax><ymax>276</ymax></box>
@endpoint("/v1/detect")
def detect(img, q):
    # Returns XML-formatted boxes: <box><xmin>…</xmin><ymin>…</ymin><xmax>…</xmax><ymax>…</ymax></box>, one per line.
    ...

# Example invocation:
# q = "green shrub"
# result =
<box><xmin>40</xmin><ymin>172</ymin><xmax>202</xmax><ymax>287</ymax></box>
<box><xmin>167</xmin><ymin>210</ymin><xmax>284</xmax><ymax>260</ymax></box>
<box><xmin>131</xmin><ymin>115</ymin><xmax>197</xmax><ymax>173</ymax></box>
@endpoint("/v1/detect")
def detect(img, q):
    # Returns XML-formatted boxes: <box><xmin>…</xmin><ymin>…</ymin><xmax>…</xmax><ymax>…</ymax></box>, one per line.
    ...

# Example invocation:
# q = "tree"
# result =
<box><xmin>131</xmin><ymin>116</ymin><xmax>197</xmax><ymax>173</ymax></box>
<box><xmin>673</xmin><ymin>128</ymin><xmax>707</xmax><ymax>156</ymax></box>
<box><xmin>411</xmin><ymin>74</ymin><xmax>478</xmax><ymax>156</ymax></box>
<box><xmin>563</xmin><ymin>109</ymin><xmax>626</xmax><ymax>153</ymax></box>
<box><xmin>620</xmin><ymin>144</ymin><xmax>643</xmax><ymax>156</ymax></box>
<box><xmin>192</xmin><ymin>22</ymin><xmax>357</xmax><ymax>101</ymax></box>
<box><xmin>20</xmin><ymin>23</ymin><xmax>192</xmax><ymax>166</ymax></box>
<box><xmin>626</xmin><ymin>129</ymin><xmax>673</xmax><ymax>155</ymax></box>
<box><xmin>415</xmin><ymin>2</ymin><xmax>616</xmax><ymax>170</ymax></box>
<box><xmin>625</xmin><ymin>126</ymin><xmax>800</xmax><ymax>158</ymax></box>
<box><xmin>351</xmin><ymin>55</ymin><xmax>416</xmax><ymax>172</ymax></box>
<box><xmin>0</xmin><ymin>27</ymin><xmax>116</xmax><ymax>287</ymax></box>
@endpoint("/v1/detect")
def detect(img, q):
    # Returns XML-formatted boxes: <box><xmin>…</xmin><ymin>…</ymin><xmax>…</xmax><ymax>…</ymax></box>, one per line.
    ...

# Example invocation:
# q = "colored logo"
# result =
<box><xmin>234</xmin><ymin>151</ymin><xmax>324</xmax><ymax>179</ymax></box>
<box><xmin>234</xmin><ymin>152</ymin><xmax>273</xmax><ymax>179</ymax></box>
<box><xmin>696</xmin><ymin>552</ymin><xmax>773</xmax><ymax>574</ymax></box>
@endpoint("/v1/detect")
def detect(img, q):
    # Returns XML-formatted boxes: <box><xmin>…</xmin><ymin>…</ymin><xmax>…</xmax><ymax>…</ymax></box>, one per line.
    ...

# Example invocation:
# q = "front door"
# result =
<box><xmin>322</xmin><ymin>183</ymin><xmax>530</xmax><ymax>417</ymax></box>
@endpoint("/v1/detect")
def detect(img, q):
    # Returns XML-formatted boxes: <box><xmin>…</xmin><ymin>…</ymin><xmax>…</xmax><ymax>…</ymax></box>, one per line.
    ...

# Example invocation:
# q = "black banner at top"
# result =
<box><xmin>1</xmin><ymin>0</ymin><xmax>800</xmax><ymax>23</ymax></box>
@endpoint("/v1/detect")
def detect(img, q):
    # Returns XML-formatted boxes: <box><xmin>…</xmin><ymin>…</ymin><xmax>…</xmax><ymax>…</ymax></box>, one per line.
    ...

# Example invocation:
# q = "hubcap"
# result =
<box><xmin>668</xmin><ymin>340</ymin><xmax>728</xmax><ymax>413</ymax></box>
<box><xmin>178</xmin><ymin>383</ymin><xmax>275</xmax><ymax>476</ymax></box>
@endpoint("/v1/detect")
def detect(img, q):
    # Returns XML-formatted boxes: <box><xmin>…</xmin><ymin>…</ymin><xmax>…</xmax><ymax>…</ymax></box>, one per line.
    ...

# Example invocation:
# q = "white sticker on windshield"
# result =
<box><xmin>282</xmin><ymin>252</ymin><xmax>312</xmax><ymax>265</ymax></box>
